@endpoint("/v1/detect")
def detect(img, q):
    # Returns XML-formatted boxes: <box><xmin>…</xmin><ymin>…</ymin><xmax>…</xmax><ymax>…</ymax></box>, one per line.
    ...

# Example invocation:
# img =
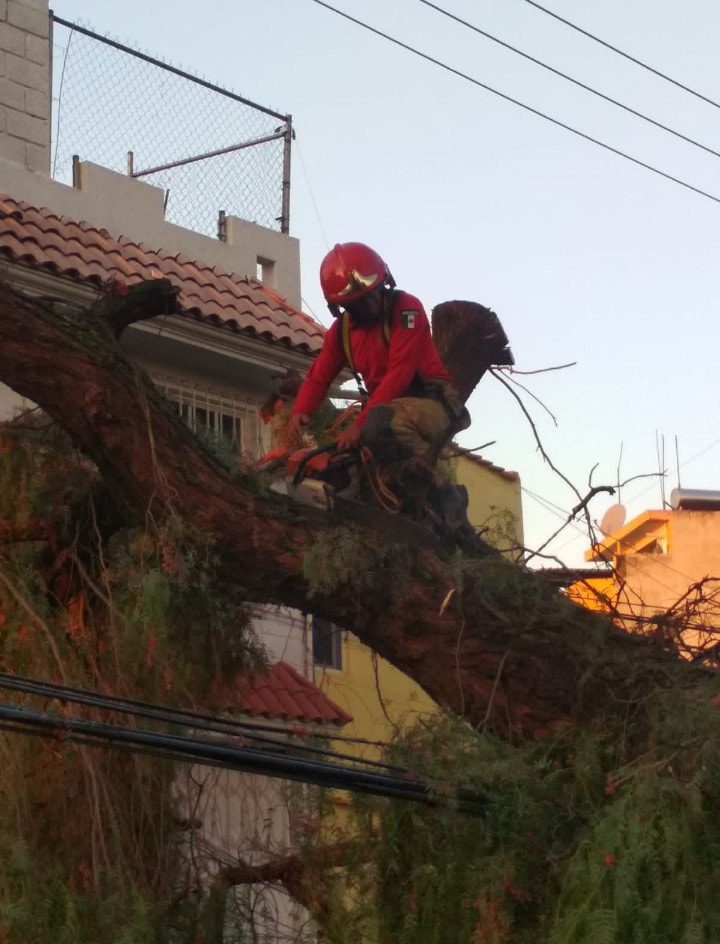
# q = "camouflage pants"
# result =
<box><xmin>360</xmin><ymin>385</ymin><xmax>468</xmax><ymax>469</ymax></box>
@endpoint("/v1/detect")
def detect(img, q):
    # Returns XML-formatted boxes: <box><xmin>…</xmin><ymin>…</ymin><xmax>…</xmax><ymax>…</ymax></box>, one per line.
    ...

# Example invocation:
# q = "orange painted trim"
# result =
<box><xmin>586</xmin><ymin>509</ymin><xmax>671</xmax><ymax>562</ymax></box>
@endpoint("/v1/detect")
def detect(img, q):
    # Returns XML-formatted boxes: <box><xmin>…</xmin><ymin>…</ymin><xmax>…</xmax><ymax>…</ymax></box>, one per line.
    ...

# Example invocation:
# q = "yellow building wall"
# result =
<box><xmin>315</xmin><ymin>454</ymin><xmax>524</xmax><ymax>760</ymax></box>
<box><xmin>455</xmin><ymin>453</ymin><xmax>524</xmax><ymax>557</ymax></box>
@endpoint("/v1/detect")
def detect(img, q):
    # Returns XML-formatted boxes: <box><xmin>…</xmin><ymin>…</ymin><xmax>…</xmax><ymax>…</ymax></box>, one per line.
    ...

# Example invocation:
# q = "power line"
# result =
<box><xmin>295</xmin><ymin>136</ymin><xmax>331</xmax><ymax>250</ymax></box>
<box><xmin>0</xmin><ymin>671</ymin><xmax>403</xmax><ymax>774</ymax></box>
<box><xmin>627</xmin><ymin>435</ymin><xmax>720</xmax><ymax>505</ymax></box>
<box><xmin>517</xmin><ymin>0</ymin><xmax>720</xmax><ymax>112</ymax></box>
<box><xmin>521</xmin><ymin>485</ymin><xmax>707</xmax><ymax>593</ymax></box>
<box><xmin>417</xmin><ymin>0</ymin><xmax>720</xmax><ymax>161</ymax></box>
<box><xmin>0</xmin><ymin>696</ymin><xmax>489</xmax><ymax>814</ymax></box>
<box><xmin>308</xmin><ymin>0</ymin><xmax>720</xmax><ymax>206</ymax></box>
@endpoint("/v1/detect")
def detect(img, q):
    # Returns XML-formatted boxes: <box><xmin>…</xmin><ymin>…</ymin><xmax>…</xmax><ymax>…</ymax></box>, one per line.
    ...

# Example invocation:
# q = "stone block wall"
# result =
<box><xmin>0</xmin><ymin>0</ymin><xmax>50</xmax><ymax>172</ymax></box>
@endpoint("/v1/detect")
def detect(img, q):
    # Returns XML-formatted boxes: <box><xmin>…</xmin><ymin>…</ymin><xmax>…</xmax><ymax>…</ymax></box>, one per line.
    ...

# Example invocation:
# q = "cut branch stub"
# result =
<box><xmin>432</xmin><ymin>300</ymin><xmax>514</xmax><ymax>403</ymax></box>
<box><xmin>93</xmin><ymin>278</ymin><xmax>180</xmax><ymax>339</ymax></box>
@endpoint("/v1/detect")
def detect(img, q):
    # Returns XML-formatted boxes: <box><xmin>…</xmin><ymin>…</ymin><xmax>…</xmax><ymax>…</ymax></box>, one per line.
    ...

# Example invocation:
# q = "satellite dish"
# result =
<box><xmin>599</xmin><ymin>503</ymin><xmax>626</xmax><ymax>536</ymax></box>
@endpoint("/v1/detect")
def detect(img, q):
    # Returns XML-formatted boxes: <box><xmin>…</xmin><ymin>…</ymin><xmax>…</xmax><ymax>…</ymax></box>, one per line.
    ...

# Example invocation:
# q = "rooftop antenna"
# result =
<box><xmin>655</xmin><ymin>430</ymin><xmax>667</xmax><ymax>508</ymax></box>
<box><xmin>675</xmin><ymin>434</ymin><xmax>681</xmax><ymax>490</ymax></box>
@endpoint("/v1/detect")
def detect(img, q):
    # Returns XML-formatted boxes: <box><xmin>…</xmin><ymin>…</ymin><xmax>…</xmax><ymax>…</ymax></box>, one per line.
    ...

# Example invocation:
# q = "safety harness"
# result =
<box><xmin>339</xmin><ymin>304</ymin><xmax>392</xmax><ymax>398</ymax></box>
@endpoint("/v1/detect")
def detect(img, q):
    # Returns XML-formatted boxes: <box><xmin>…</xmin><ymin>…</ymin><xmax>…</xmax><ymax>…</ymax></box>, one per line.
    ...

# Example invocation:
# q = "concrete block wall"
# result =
<box><xmin>0</xmin><ymin>0</ymin><xmax>50</xmax><ymax>172</ymax></box>
<box><xmin>0</xmin><ymin>0</ymin><xmax>303</xmax><ymax>307</ymax></box>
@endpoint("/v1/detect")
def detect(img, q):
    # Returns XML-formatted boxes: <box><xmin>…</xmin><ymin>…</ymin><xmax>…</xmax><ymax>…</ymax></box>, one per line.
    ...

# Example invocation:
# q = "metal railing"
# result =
<box><xmin>51</xmin><ymin>16</ymin><xmax>292</xmax><ymax>236</ymax></box>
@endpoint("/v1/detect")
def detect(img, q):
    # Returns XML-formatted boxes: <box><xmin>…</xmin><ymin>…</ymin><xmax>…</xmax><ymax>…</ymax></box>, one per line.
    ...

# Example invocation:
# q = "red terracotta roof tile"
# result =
<box><xmin>0</xmin><ymin>194</ymin><xmax>326</xmax><ymax>355</ymax></box>
<box><xmin>235</xmin><ymin>661</ymin><xmax>351</xmax><ymax>727</ymax></box>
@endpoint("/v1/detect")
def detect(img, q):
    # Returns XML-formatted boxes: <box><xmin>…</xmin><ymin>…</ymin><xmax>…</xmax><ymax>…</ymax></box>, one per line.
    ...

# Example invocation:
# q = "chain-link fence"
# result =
<box><xmin>50</xmin><ymin>17</ymin><xmax>292</xmax><ymax>237</ymax></box>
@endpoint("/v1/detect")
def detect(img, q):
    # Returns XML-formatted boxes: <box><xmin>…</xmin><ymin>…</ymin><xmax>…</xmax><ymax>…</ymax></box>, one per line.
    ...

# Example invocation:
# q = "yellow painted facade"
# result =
<box><xmin>454</xmin><ymin>449</ymin><xmax>524</xmax><ymax>560</ymax></box>
<box><xmin>564</xmin><ymin>576</ymin><xmax>616</xmax><ymax>613</ymax></box>
<box><xmin>315</xmin><ymin>452</ymin><xmax>523</xmax><ymax>759</ymax></box>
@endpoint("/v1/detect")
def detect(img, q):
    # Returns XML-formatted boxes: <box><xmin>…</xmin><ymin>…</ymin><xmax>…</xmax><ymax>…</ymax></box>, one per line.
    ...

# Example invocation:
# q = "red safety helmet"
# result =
<box><xmin>319</xmin><ymin>242</ymin><xmax>395</xmax><ymax>306</ymax></box>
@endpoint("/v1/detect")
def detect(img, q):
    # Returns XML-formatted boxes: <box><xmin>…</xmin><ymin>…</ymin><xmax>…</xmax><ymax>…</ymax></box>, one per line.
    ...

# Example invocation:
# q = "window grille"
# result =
<box><xmin>153</xmin><ymin>377</ymin><xmax>263</xmax><ymax>457</ymax></box>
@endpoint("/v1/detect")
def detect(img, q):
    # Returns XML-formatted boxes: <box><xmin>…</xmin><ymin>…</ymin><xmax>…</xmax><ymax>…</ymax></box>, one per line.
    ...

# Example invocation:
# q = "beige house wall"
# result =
<box><xmin>454</xmin><ymin>453</ymin><xmax>524</xmax><ymax>553</ymax></box>
<box><xmin>177</xmin><ymin>766</ymin><xmax>312</xmax><ymax>940</ymax></box>
<box><xmin>0</xmin><ymin>383</ymin><xmax>26</xmax><ymax>418</ymax></box>
<box><xmin>619</xmin><ymin>511</ymin><xmax>720</xmax><ymax>617</ymax></box>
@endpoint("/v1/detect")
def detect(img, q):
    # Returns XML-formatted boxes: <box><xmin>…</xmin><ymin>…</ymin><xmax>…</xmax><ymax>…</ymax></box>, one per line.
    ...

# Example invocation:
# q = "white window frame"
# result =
<box><xmin>153</xmin><ymin>375</ymin><xmax>264</xmax><ymax>457</ymax></box>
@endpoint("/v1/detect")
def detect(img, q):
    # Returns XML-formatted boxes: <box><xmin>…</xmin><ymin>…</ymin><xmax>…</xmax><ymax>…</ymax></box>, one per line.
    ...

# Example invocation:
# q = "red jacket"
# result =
<box><xmin>292</xmin><ymin>291</ymin><xmax>453</xmax><ymax>428</ymax></box>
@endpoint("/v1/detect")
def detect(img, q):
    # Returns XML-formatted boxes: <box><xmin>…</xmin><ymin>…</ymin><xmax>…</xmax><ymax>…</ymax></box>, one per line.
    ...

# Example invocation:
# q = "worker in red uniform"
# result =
<box><xmin>287</xmin><ymin>242</ymin><xmax>469</xmax><ymax>509</ymax></box>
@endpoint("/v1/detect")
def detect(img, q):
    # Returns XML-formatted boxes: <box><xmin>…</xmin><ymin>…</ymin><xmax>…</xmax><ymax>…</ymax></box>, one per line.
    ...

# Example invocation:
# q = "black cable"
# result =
<box><xmin>517</xmin><ymin>0</ymin><xmax>720</xmax><ymax>111</ymax></box>
<box><xmin>0</xmin><ymin>702</ymin><xmax>489</xmax><ymax>814</ymax></box>
<box><xmin>0</xmin><ymin>672</ymin><xmax>406</xmax><ymax>775</ymax></box>
<box><xmin>418</xmin><ymin>0</ymin><xmax>720</xmax><ymax>161</ymax></box>
<box><xmin>308</xmin><ymin>0</ymin><xmax>720</xmax><ymax>206</ymax></box>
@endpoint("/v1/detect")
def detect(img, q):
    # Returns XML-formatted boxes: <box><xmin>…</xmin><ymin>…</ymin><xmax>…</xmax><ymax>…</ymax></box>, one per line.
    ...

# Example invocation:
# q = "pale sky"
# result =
<box><xmin>51</xmin><ymin>0</ymin><xmax>720</xmax><ymax>566</ymax></box>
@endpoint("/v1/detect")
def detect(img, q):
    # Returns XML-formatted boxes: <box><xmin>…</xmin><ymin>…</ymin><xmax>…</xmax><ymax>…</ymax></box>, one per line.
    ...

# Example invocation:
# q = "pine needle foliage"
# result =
<box><xmin>0</xmin><ymin>412</ymin><xmax>264</xmax><ymax>942</ymax></box>
<box><xmin>302</xmin><ymin>527</ymin><xmax>391</xmax><ymax>598</ymax></box>
<box><xmin>4</xmin><ymin>412</ymin><xmax>720</xmax><ymax>943</ymax></box>
<box><xmin>332</xmin><ymin>695</ymin><xmax>720</xmax><ymax>944</ymax></box>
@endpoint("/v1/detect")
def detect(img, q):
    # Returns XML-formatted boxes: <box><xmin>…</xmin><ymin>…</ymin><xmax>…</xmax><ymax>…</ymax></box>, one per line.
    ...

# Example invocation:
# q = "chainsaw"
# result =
<box><xmin>256</xmin><ymin>442</ymin><xmax>492</xmax><ymax>557</ymax></box>
<box><xmin>257</xmin><ymin>442</ymin><xmax>363</xmax><ymax>511</ymax></box>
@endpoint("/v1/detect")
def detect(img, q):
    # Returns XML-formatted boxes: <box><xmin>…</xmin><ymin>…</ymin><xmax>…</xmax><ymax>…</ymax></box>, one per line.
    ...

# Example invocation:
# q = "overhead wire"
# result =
<box><xmin>295</xmin><ymin>136</ymin><xmax>331</xmax><ymax>250</ymax></box>
<box><xmin>308</xmin><ymin>0</ymin><xmax>720</xmax><ymax>206</ymax></box>
<box><xmin>0</xmin><ymin>672</ymin><xmax>405</xmax><ymax>775</ymax></box>
<box><xmin>0</xmin><ymin>693</ymin><xmax>489</xmax><ymax>814</ymax></box>
<box><xmin>516</xmin><ymin>0</ymin><xmax>720</xmax><ymax>111</ymax></box>
<box><xmin>626</xmin><ymin>435</ymin><xmax>720</xmax><ymax>505</ymax></box>
<box><xmin>521</xmin><ymin>485</ymin><xmax>710</xmax><ymax>595</ymax></box>
<box><xmin>417</xmin><ymin>0</ymin><xmax>720</xmax><ymax>162</ymax></box>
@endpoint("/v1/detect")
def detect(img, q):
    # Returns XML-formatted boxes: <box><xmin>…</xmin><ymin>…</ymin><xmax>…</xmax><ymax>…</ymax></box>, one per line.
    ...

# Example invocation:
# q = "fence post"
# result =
<box><xmin>280</xmin><ymin>116</ymin><xmax>293</xmax><ymax>235</ymax></box>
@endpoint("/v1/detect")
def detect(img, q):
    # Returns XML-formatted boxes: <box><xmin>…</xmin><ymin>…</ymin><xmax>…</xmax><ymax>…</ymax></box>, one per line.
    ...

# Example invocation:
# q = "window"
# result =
<box><xmin>154</xmin><ymin>377</ymin><xmax>262</xmax><ymax>457</ymax></box>
<box><xmin>256</xmin><ymin>256</ymin><xmax>276</xmax><ymax>287</ymax></box>
<box><xmin>312</xmin><ymin>617</ymin><xmax>342</xmax><ymax>670</ymax></box>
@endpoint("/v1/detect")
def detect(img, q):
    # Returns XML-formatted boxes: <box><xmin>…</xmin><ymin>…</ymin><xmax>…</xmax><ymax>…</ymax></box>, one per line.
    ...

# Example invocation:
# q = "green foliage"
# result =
<box><xmin>481</xmin><ymin>505</ymin><xmax>522</xmax><ymax>556</ymax></box>
<box><xmin>0</xmin><ymin>413</ymin><xmax>265</xmax><ymax>943</ymax></box>
<box><xmin>5</xmin><ymin>410</ymin><xmax>720</xmax><ymax>944</ymax></box>
<box><xmin>0</xmin><ymin>412</ymin><xmax>93</xmax><ymax>530</ymax></box>
<box><xmin>302</xmin><ymin>527</ymin><xmax>389</xmax><ymax>598</ymax></box>
<box><xmin>0</xmin><ymin>836</ymin><xmax>199</xmax><ymax>944</ymax></box>
<box><xmin>330</xmin><ymin>695</ymin><xmax>720</xmax><ymax>944</ymax></box>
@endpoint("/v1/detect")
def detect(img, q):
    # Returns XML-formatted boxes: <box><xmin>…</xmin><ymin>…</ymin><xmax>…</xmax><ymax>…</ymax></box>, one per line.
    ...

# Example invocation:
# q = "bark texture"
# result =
<box><xmin>431</xmin><ymin>300</ymin><xmax>513</xmax><ymax>402</ymax></box>
<box><xmin>0</xmin><ymin>281</ymin><xmax>702</xmax><ymax>737</ymax></box>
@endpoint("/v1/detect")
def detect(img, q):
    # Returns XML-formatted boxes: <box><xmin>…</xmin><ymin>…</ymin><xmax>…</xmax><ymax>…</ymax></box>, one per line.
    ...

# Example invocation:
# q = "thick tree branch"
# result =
<box><xmin>0</xmin><ymin>280</ymin><xmax>706</xmax><ymax>737</ymax></box>
<box><xmin>93</xmin><ymin>278</ymin><xmax>179</xmax><ymax>339</ymax></box>
<box><xmin>201</xmin><ymin>844</ymin><xmax>352</xmax><ymax>942</ymax></box>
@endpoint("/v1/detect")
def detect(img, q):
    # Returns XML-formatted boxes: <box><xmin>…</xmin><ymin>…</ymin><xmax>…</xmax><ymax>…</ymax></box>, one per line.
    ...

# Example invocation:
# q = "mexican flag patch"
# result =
<box><xmin>401</xmin><ymin>310</ymin><xmax>418</xmax><ymax>328</ymax></box>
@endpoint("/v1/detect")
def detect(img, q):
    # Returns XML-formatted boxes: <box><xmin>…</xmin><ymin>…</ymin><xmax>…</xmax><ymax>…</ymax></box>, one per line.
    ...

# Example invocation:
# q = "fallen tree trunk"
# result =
<box><xmin>0</xmin><ymin>281</ymin><xmax>704</xmax><ymax>736</ymax></box>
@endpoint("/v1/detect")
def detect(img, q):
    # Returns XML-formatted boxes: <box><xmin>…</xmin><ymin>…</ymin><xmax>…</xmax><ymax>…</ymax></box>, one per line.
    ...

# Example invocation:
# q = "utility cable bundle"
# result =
<box><xmin>0</xmin><ymin>672</ymin><xmax>489</xmax><ymax>815</ymax></box>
